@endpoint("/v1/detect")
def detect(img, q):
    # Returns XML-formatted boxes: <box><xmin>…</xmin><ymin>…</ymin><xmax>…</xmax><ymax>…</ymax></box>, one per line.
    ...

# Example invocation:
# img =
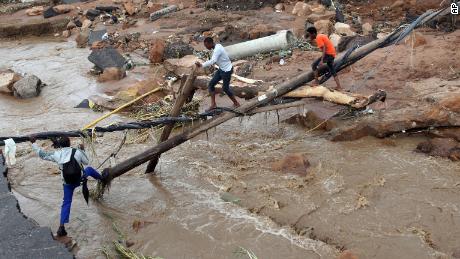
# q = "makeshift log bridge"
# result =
<box><xmin>99</xmin><ymin>7</ymin><xmax>449</xmax><ymax>186</ymax></box>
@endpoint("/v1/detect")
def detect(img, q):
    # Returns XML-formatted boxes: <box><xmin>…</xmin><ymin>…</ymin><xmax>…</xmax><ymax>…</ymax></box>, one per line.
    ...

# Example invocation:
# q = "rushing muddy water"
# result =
<box><xmin>2</xmin><ymin>40</ymin><xmax>460</xmax><ymax>259</ymax></box>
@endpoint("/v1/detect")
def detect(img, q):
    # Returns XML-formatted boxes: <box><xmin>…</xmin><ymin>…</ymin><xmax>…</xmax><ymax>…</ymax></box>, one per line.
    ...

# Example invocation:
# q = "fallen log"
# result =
<box><xmin>96</xmin><ymin>7</ymin><xmax>448</xmax><ymax>185</ymax></box>
<box><xmin>145</xmin><ymin>67</ymin><xmax>197</xmax><ymax>173</ymax></box>
<box><xmin>284</xmin><ymin>86</ymin><xmax>386</xmax><ymax>109</ymax></box>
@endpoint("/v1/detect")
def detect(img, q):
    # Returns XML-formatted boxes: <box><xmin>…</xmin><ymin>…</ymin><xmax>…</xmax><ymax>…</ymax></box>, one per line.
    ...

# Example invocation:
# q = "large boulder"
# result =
<box><xmin>335</xmin><ymin>22</ymin><xmax>356</xmax><ymax>36</ymax></box>
<box><xmin>271</xmin><ymin>153</ymin><xmax>310</xmax><ymax>176</ymax></box>
<box><xmin>75</xmin><ymin>31</ymin><xmax>89</xmax><ymax>48</ymax></box>
<box><xmin>416</xmin><ymin>138</ymin><xmax>460</xmax><ymax>161</ymax></box>
<box><xmin>314</xmin><ymin>19</ymin><xmax>333</xmax><ymax>35</ymax></box>
<box><xmin>12</xmin><ymin>75</ymin><xmax>43</xmax><ymax>98</ymax></box>
<box><xmin>164</xmin><ymin>55</ymin><xmax>205</xmax><ymax>76</ymax></box>
<box><xmin>248</xmin><ymin>24</ymin><xmax>276</xmax><ymax>40</ymax></box>
<box><xmin>81</xmin><ymin>19</ymin><xmax>92</xmax><ymax>30</ymax></box>
<box><xmin>88</xmin><ymin>47</ymin><xmax>127</xmax><ymax>70</ymax></box>
<box><xmin>0</xmin><ymin>71</ymin><xmax>22</xmax><ymax>94</ymax></box>
<box><xmin>149</xmin><ymin>38</ymin><xmax>166</xmax><ymax>63</ymax></box>
<box><xmin>329</xmin><ymin>33</ymin><xmax>341</xmax><ymax>49</ymax></box>
<box><xmin>98</xmin><ymin>67</ymin><xmax>126</xmax><ymax>82</ymax></box>
<box><xmin>292</xmin><ymin>2</ymin><xmax>312</xmax><ymax>17</ymax></box>
<box><xmin>163</xmin><ymin>40</ymin><xmax>194</xmax><ymax>59</ymax></box>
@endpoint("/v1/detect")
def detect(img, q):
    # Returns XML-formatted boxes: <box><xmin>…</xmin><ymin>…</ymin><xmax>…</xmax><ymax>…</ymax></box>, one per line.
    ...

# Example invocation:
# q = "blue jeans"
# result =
<box><xmin>208</xmin><ymin>68</ymin><xmax>234</xmax><ymax>97</ymax></box>
<box><xmin>60</xmin><ymin>167</ymin><xmax>101</xmax><ymax>225</ymax></box>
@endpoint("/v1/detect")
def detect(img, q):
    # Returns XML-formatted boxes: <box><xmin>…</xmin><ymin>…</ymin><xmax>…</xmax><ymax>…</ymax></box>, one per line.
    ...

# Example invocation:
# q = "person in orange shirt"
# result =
<box><xmin>306</xmin><ymin>27</ymin><xmax>342</xmax><ymax>90</ymax></box>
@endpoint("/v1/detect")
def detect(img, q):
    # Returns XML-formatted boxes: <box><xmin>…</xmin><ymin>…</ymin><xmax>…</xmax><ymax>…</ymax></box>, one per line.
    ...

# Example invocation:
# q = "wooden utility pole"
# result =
<box><xmin>145</xmin><ymin>66</ymin><xmax>197</xmax><ymax>173</ymax></box>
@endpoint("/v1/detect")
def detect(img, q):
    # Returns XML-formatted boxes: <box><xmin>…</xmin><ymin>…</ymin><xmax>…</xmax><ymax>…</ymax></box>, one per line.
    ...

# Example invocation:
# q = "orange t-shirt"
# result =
<box><xmin>315</xmin><ymin>34</ymin><xmax>336</xmax><ymax>57</ymax></box>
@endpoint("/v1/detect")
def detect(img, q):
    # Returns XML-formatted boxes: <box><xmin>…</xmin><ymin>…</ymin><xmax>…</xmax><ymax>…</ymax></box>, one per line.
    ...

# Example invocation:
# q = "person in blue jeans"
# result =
<box><xmin>196</xmin><ymin>37</ymin><xmax>240</xmax><ymax>110</ymax></box>
<box><xmin>29</xmin><ymin>136</ymin><xmax>103</xmax><ymax>237</ymax></box>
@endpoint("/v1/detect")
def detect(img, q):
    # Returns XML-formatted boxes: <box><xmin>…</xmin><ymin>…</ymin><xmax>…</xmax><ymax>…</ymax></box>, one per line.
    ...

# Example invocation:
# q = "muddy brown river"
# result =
<box><xmin>1</xmin><ymin>40</ymin><xmax>460</xmax><ymax>259</ymax></box>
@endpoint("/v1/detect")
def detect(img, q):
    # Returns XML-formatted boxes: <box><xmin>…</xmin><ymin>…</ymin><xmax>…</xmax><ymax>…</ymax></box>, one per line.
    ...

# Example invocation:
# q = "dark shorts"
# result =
<box><xmin>208</xmin><ymin>68</ymin><xmax>234</xmax><ymax>97</ymax></box>
<box><xmin>312</xmin><ymin>54</ymin><xmax>337</xmax><ymax>77</ymax></box>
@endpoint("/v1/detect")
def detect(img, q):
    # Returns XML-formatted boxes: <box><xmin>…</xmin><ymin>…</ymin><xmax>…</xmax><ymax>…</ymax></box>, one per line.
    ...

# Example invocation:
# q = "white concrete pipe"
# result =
<box><xmin>150</xmin><ymin>5</ymin><xmax>178</xmax><ymax>21</ymax></box>
<box><xmin>225</xmin><ymin>30</ymin><xmax>296</xmax><ymax>60</ymax></box>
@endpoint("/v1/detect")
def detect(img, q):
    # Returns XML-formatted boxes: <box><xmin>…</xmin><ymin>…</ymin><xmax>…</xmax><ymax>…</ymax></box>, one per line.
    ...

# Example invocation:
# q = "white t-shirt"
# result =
<box><xmin>202</xmin><ymin>44</ymin><xmax>233</xmax><ymax>72</ymax></box>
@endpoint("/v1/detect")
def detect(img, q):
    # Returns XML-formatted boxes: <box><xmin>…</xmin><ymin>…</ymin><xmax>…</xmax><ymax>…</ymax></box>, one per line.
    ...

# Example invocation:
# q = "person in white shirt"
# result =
<box><xmin>196</xmin><ymin>37</ymin><xmax>240</xmax><ymax>110</ymax></box>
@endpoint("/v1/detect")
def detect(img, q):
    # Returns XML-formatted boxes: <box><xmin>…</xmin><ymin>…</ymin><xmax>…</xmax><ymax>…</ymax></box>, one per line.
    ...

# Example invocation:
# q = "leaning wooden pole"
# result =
<box><xmin>145</xmin><ymin>67</ymin><xmax>197</xmax><ymax>173</ymax></box>
<box><xmin>100</xmin><ymin>7</ymin><xmax>447</xmax><ymax>184</ymax></box>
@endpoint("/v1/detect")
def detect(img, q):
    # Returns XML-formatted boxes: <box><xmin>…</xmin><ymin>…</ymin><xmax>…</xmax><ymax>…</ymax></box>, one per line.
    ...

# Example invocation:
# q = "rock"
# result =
<box><xmin>390</xmin><ymin>0</ymin><xmax>404</xmax><ymax>9</ymax></box>
<box><xmin>338</xmin><ymin>250</ymin><xmax>359</xmax><ymax>259</ymax></box>
<box><xmin>314</xmin><ymin>19</ymin><xmax>333</xmax><ymax>35</ymax></box>
<box><xmin>164</xmin><ymin>55</ymin><xmax>205</xmax><ymax>76</ymax></box>
<box><xmin>149</xmin><ymin>38</ymin><xmax>166</xmax><ymax>63</ymax></box>
<box><xmin>292</xmin><ymin>2</ymin><xmax>312</xmax><ymax>17</ymax></box>
<box><xmin>88</xmin><ymin>29</ymin><xmax>107</xmax><ymax>45</ymax></box>
<box><xmin>271</xmin><ymin>153</ymin><xmax>310</xmax><ymax>176</ymax></box>
<box><xmin>335</xmin><ymin>22</ymin><xmax>356</xmax><ymax>36</ymax></box>
<box><xmin>85</xmin><ymin>9</ymin><xmax>101</xmax><ymax>21</ymax></box>
<box><xmin>12</xmin><ymin>75</ymin><xmax>43</xmax><ymax>98</ymax></box>
<box><xmin>25</xmin><ymin>6</ymin><xmax>44</xmax><ymax>16</ymax></box>
<box><xmin>43</xmin><ymin>6</ymin><xmax>60</xmax><ymax>18</ymax></box>
<box><xmin>235</xmin><ymin>62</ymin><xmax>253</xmax><ymax>77</ymax></box>
<box><xmin>66</xmin><ymin>20</ymin><xmax>76</xmax><ymax>30</ymax></box>
<box><xmin>90</xmin><ymin>41</ymin><xmax>107</xmax><ymax>50</ymax></box>
<box><xmin>404</xmin><ymin>32</ymin><xmax>427</xmax><ymax>48</ymax></box>
<box><xmin>75</xmin><ymin>32</ymin><xmax>89</xmax><ymax>48</ymax></box>
<box><xmin>284</xmin><ymin>111</ymin><xmax>336</xmax><ymax>131</ymax></box>
<box><xmin>98</xmin><ymin>67</ymin><xmax>126</xmax><ymax>82</ymax></box>
<box><xmin>311</xmin><ymin>5</ymin><xmax>326</xmax><ymax>15</ymax></box>
<box><xmin>88</xmin><ymin>47</ymin><xmax>127</xmax><ymax>70</ymax></box>
<box><xmin>292</xmin><ymin>2</ymin><xmax>305</xmax><ymax>15</ymax></box>
<box><xmin>123</xmin><ymin>1</ymin><xmax>135</xmax><ymax>15</ymax></box>
<box><xmin>163</xmin><ymin>40</ymin><xmax>194</xmax><ymax>59</ymax></box>
<box><xmin>362</xmin><ymin>22</ymin><xmax>373</xmax><ymax>36</ymax></box>
<box><xmin>329</xmin><ymin>33</ymin><xmax>341</xmax><ymax>49</ymax></box>
<box><xmin>81</xmin><ymin>19</ymin><xmax>92</xmax><ymax>30</ymax></box>
<box><xmin>0</xmin><ymin>71</ymin><xmax>22</xmax><ymax>94</ymax></box>
<box><xmin>306</xmin><ymin>10</ymin><xmax>335</xmax><ymax>23</ymax></box>
<box><xmin>416</xmin><ymin>138</ymin><xmax>460</xmax><ymax>160</ymax></box>
<box><xmin>62</xmin><ymin>30</ymin><xmax>71</xmax><ymax>38</ymax></box>
<box><xmin>274</xmin><ymin>3</ymin><xmax>285</xmax><ymax>12</ymax></box>
<box><xmin>52</xmin><ymin>4</ymin><xmax>74</xmax><ymax>14</ymax></box>
<box><xmin>248</xmin><ymin>24</ymin><xmax>276</xmax><ymax>40</ymax></box>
